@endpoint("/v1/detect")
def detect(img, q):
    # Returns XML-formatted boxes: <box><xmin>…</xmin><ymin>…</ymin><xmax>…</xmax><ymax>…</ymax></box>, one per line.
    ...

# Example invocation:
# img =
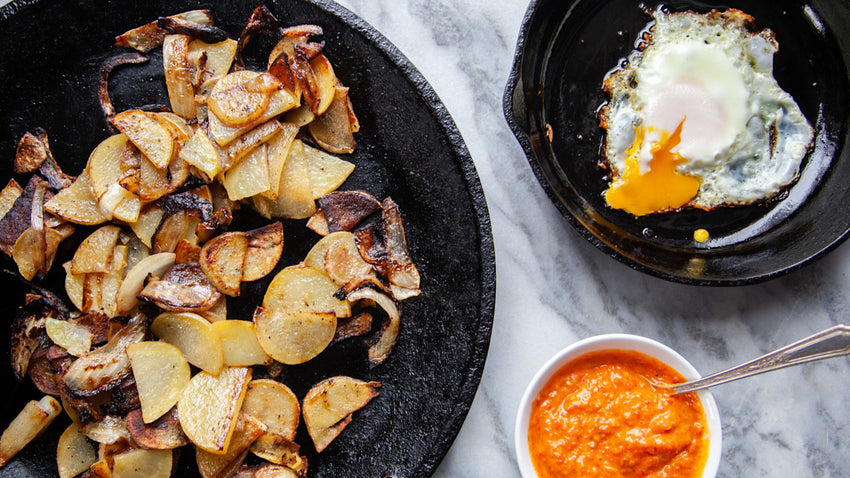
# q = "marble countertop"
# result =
<box><xmin>1</xmin><ymin>0</ymin><xmax>847</xmax><ymax>477</ymax></box>
<box><xmin>331</xmin><ymin>1</ymin><xmax>850</xmax><ymax>477</ymax></box>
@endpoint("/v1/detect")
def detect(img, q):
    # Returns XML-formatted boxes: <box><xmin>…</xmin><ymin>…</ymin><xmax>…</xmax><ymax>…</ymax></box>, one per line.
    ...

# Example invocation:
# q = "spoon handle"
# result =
<box><xmin>670</xmin><ymin>324</ymin><xmax>850</xmax><ymax>394</ymax></box>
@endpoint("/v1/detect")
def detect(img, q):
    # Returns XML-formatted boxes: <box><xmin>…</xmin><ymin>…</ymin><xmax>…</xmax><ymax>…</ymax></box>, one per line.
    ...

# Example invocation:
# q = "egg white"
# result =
<box><xmin>601</xmin><ymin>9</ymin><xmax>814</xmax><ymax>211</ymax></box>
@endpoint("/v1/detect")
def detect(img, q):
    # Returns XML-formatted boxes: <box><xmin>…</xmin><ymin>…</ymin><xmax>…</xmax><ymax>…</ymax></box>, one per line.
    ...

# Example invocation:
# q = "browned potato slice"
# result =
<box><xmin>163</xmin><ymin>34</ymin><xmax>195</xmax><ymax>119</ymax></box>
<box><xmin>45</xmin><ymin>317</ymin><xmax>92</xmax><ymax>357</ymax></box>
<box><xmin>138</xmin><ymin>152</ymin><xmax>176</xmax><ymax>202</ymax></box>
<box><xmin>263</xmin><ymin>265</ymin><xmax>350</xmax><ymax>317</ymax></box>
<box><xmin>151</xmin><ymin>312</ymin><xmax>224</xmax><ymax>375</ymax></box>
<box><xmin>111</xmin><ymin>448</ymin><xmax>173</xmax><ymax>478</ymax></box>
<box><xmin>253</xmin><ymin>309</ymin><xmax>336</xmax><ymax>365</ymax></box>
<box><xmin>208</xmin><ymin>71</ymin><xmax>299</xmax><ymax>146</ymax></box>
<box><xmin>263</xmin><ymin>123</ymin><xmax>300</xmax><ymax>201</ymax></box>
<box><xmin>130</xmin><ymin>205</ymin><xmax>164</xmax><ymax>248</ymax></box>
<box><xmin>309</xmin><ymin>86</ymin><xmax>356</xmax><ymax>154</ymax></box>
<box><xmin>200</xmin><ymin>231</ymin><xmax>249</xmax><ymax>296</ymax></box>
<box><xmin>115</xmin><ymin>252</ymin><xmax>176</xmax><ymax>314</ymax></box>
<box><xmin>303</xmin><ymin>230</ymin><xmax>347</xmax><ymax>269</ymax></box>
<box><xmin>155</xmin><ymin>112</ymin><xmax>193</xmax><ymax>140</ymax></box>
<box><xmin>125</xmin><ymin>408</ymin><xmax>189</xmax><ymax>450</ymax></box>
<box><xmin>179</xmin><ymin>127</ymin><xmax>221</xmax><ymax>181</ymax></box>
<box><xmin>252</xmin><ymin>140</ymin><xmax>316</xmax><ymax>220</ymax></box>
<box><xmin>127</xmin><ymin>341</ymin><xmax>191</xmax><ymax>423</ymax></box>
<box><xmin>221</xmin><ymin>144</ymin><xmax>270</xmax><ymax>200</ymax></box>
<box><xmin>208</xmin><ymin>73</ymin><xmax>280</xmax><ymax>127</ymax></box>
<box><xmin>178</xmin><ymin>367</ymin><xmax>251</xmax><ymax>454</ymax></box>
<box><xmin>87</xmin><ymin>134</ymin><xmax>129</xmax><ymax>200</ymax></box>
<box><xmin>188</xmin><ymin>38</ymin><xmax>238</xmax><ymax>79</ymax></box>
<box><xmin>244</xmin><ymin>464</ymin><xmax>300</xmax><ymax>478</ymax></box>
<box><xmin>248</xmin><ymin>434</ymin><xmax>304</xmax><ymax>471</ymax></box>
<box><xmin>44</xmin><ymin>169</ymin><xmax>108</xmax><ymax>225</ymax></box>
<box><xmin>302</xmin><ymin>377</ymin><xmax>380</xmax><ymax>452</ymax></box>
<box><xmin>139</xmin><ymin>263</ymin><xmax>221</xmax><ymax>311</ymax></box>
<box><xmin>242</xmin><ymin>379</ymin><xmax>299</xmax><ymax>440</ymax></box>
<box><xmin>213</xmin><ymin>320</ymin><xmax>272</xmax><ymax>366</ymax></box>
<box><xmin>306</xmin><ymin>210</ymin><xmax>329</xmax><ymax>236</ymax></box>
<box><xmin>13</xmin><ymin>226</ymin><xmax>69</xmax><ymax>281</ymax></box>
<box><xmin>112</xmin><ymin>110</ymin><xmax>174</xmax><ymax>170</ymax></box>
<box><xmin>283</xmin><ymin>103</ymin><xmax>314</xmax><ymax>127</ymax></box>
<box><xmin>303</xmin><ymin>144</ymin><xmax>354</xmax><ymax>199</ymax></box>
<box><xmin>303</xmin><ymin>231</ymin><xmax>374</xmax><ymax>286</ymax></box>
<box><xmin>0</xmin><ymin>179</ymin><xmax>22</xmax><ymax>220</ymax></box>
<box><xmin>218</xmin><ymin>119</ymin><xmax>282</xmax><ymax>171</ymax></box>
<box><xmin>57</xmin><ymin>422</ymin><xmax>98</xmax><ymax>478</ymax></box>
<box><xmin>64</xmin><ymin>262</ymin><xmax>85</xmax><ymax>311</ymax></box>
<box><xmin>243</xmin><ymin>222</ymin><xmax>284</xmax><ymax>282</ymax></box>
<box><xmin>70</xmin><ymin>225</ymin><xmax>120</xmax><ymax>274</ymax></box>
<box><xmin>196</xmin><ymin>413</ymin><xmax>266</xmax><ymax>478</ymax></box>
<box><xmin>0</xmin><ymin>396</ymin><xmax>62</xmax><ymax>466</ymax></box>
<box><xmin>309</xmin><ymin>54</ymin><xmax>336</xmax><ymax>115</ymax></box>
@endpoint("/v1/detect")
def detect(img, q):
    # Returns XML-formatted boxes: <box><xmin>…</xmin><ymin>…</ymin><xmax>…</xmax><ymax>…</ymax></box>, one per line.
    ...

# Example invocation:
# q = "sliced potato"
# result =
<box><xmin>57</xmin><ymin>422</ymin><xmax>98</xmax><ymax>478</ymax></box>
<box><xmin>208</xmin><ymin>73</ymin><xmax>280</xmax><ymax>127</ymax></box>
<box><xmin>253</xmin><ymin>308</ymin><xmax>336</xmax><ymax>365</ymax></box>
<box><xmin>218</xmin><ymin>119</ymin><xmax>282</xmax><ymax>172</ymax></box>
<box><xmin>212</xmin><ymin>320</ymin><xmax>272</xmax><ymax>366</ymax></box>
<box><xmin>115</xmin><ymin>252</ymin><xmax>176</xmax><ymax>314</ymax></box>
<box><xmin>163</xmin><ymin>34</ymin><xmax>195</xmax><ymax>119</ymax></box>
<box><xmin>46</xmin><ymin>317</ymin><xmax>93</xmax><ymax>357</ymax></box>
<box><xmin>0</xmin><ymin>396</ymin><xmax>62</xmax><ymax>466</ymax></box>
<box><xmin>111</xmin><ymin>448</ymin><xmax>173</xmax><ymax>478</ymax></box>
<box><xmin>309</xmin><ymin>86</ymin><xmax>356</xmax><ymax>154</ymax></box>
<box><xmin>178</xmin><ymin>367</ymin><xmax>251</xmax><ymax>454</ymax></box>
<box><xmin>127</xmin><ymin>341</ymin><xmax>191</xmax><ymax>424</ymax></box>
<box><xmin>241</xmin><ymin>379</ymin><xmax>299</xmax><ymax>440</ymax></box>
<box><xmin>64</xmin><ymin>262</ymin><xmax>85</xmax><ymax>311</ymax></box>
<box><xmin>263</xmin><ymin>265</ymin><xmax>350</xmax><ymax>317</ymax></box>
<box><xmin>303</xmin><ymin>144</ymin><xmax>354</xmax><ymax>199</ymax></box>
<box><xmin>221</xmin><ymin>144</ymin><xmax>270</xmax><ymax>200</ymax></box>
<box><xmin>151</xmin><ymin>312</ymin><xmax>224</xmax><ymax>375</ymax></box>
<box><xmin>44</xmin><ymin>169</ymin><xmax>108</xmax><ymax>225</ymax></box>
<box><xmin>263</xmin><ymin>123</ymin><xmax>300</xmax><ymax>200</ymax></box>
<box><xmin>252</xmin><ymin>140</ymin><xmax>316</xmax><ymax>220</ymax></box>
<box><xmin>303</xmin><ymin>231</ymin><xmax>365</xmax><ymax>279</ymax></box>
<box><xmin>309</xmin><ymin>54</ymin><xmax>336</xmax><ymax>115</ymax></box>
<box><xmin>0</xmin><ymin>179</ymin><xmax>22</xmax><ymax>221</ymax></box>
<box><xmin>125</xmin><ymin>407</ymin><xmax>189</xmax><ymax>450</ymax></box>
<box><xmin>196</xmin><ymin>413</ymin><xmax>266</xmax><ymax>478</ymax></box>
<box><xmin>70</xmin><ymin>225</ymin><xmax>120</xmax><ymax>274</ymax></box>
<box><xmin>199</xmin><ymin>296</ymin><xmax>228</xmax><ymax>323</ymax></box>
<box><xmin>189</xmin><ymin>38</ymin><xmax>238</xmax><ymax>79</ymax></box>
<box><xmin>112</xmin><ymin>110</ymin><xmax>174</xmax><ymax>170</ymax></box>
<box><xmin>87</xmin><ymin>134</ymin><xmax>129</xmax><ymax>201</ymax></box>
<box><xmin>130</xmin><ymin>205</ymin><xmax>165</xmax><ymax>248</ymax></box>
<box><xmin>179</xmin><ymin>127</ymin><xmax>221</xmax><ymax>181</ymax></box>
<box><xmin>302</xmin><ymin>377</ymin><xmax>380</xmax><ymax>452</ymax></box>
<box><xmin>317</xmin><ymin>190</ymin><xmax>382</xmax><ymax>233</ymax></box>
<box><xmin>199</xmin><ymin>231</ymin><xmax>249</xmax><ymax>296</ymax></box>
<box><xmin>243</xmin><ymin>222</ymin><xmax>284</xmax><ymax>282</ymax></box>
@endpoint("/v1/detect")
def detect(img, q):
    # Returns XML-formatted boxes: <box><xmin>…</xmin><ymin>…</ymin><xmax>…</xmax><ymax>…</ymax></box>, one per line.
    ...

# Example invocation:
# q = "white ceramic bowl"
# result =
<box><xmin>515</xmin><ymin>334</ymin><xmax>722</xmax><ymax>478</ymax></box>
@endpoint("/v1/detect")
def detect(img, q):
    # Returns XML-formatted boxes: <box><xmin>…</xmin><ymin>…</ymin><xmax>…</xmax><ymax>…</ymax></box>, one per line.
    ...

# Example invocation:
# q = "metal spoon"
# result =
<box><xmin>654</xmin><ymin>324</ymin><xmax>850</xmax><ymax>394</ymax></box>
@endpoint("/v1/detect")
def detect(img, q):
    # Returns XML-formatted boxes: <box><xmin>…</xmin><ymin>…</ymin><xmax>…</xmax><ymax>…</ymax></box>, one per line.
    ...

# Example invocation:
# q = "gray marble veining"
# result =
<box><xmin>335</xmin><ymin>1</ymin><xmax>850</xmax><ymax>477</ymax></box>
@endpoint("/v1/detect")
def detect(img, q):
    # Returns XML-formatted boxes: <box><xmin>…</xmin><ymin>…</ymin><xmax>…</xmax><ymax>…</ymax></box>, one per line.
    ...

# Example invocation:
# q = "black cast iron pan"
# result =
<box><xmin>505</xmin><ymin>0</ymin><xmax>850</xmax><ymax>285</ymax></box>
<box><xmin>0</xmin><ymin>0</ymin><xmax>496</xmax><ymax>476</ymax></box>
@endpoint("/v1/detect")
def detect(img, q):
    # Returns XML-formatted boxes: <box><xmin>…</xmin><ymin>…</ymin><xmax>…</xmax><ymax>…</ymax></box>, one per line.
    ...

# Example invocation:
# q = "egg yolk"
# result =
<box><xmin>605</xmin><ymin>120</ymin><xmax>700</xmax><ymax>216</ymax></box>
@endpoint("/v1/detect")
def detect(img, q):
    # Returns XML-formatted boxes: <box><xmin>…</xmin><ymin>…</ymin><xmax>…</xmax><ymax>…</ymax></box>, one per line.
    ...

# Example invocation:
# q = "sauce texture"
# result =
<box><xmin>528</xmin><ymin>350</ymin><xmax>708</xmax><ymax>478</ymax></box>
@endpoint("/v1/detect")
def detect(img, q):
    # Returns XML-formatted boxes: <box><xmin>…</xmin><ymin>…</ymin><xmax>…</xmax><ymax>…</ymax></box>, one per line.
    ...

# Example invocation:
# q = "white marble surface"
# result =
<box><xmin>332</xmin><ymin>1</ymin><xmax>850</xmax><ymax>477</ymax></box>
<box><xmin>2</xmin><ymin>0</ymin><xmax>847</xmax><ymax>476</ymax></box>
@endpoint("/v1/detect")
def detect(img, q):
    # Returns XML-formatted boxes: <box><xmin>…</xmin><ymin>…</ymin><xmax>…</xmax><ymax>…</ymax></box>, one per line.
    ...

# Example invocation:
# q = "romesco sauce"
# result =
<box><xmin>528</xmin><ymin>350</ymin><xmax>708</xmax><ymax>478</ymax></box>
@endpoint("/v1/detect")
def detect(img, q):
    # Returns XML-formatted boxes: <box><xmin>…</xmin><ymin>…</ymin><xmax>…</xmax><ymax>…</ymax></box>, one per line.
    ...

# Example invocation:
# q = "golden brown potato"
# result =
<box><xmin>241</xmin><ymin>379</ymin><xmax>299</xmax><ymax>440</ymax></box>
<box><xmin>44</xmin><ymin>169</ymin><xmax>109</xmax><ymax>226</ymax></box>
<box><xmin>253</xmin><ymin>308</ymin><xmax>336</xmax><ymax>365</ymax></box>
<box><xmin>179</xmin><ymin>127</ymin><xmax>221</xmax><ymax>181</ymax></box>
<box><xmin>57</xmin><ymin>422</ymin><xmax>98</xmax><ymax>478</ymax></box>
<box><xmin>0</xmin><ymin>396</ymin><xmax>62</xmax><ymax>466</ymax></box>
<box><xmin>199</xmin><ymin>231</ymin><xmax>249</xmax><ymax>296</ymax></box>
<box><xmin>302</xmin><ymin>144</ymin><xmax>354</xmax><ymax>199</ymax></box>
<box><xmin>243</xmin><ymin>222</ymin><xmax>284</xmax><ymax>282</ymax></box>
<box><xmin>252</xmin><ymin>140</ymin><xmax>316</xmax><ymax>220</ymax></box>
<box><xmin>125</xmin><ymin>408</ymin><xmax>189</xmax><ymax>450</ymax></box>
<box><xmin>308</xmin><ymin>86</ymin><xmax>356</xmax><ymax>154</ymax></box>
<box><xmin>302</xmin><ymin>377</ymin><xmax>380</xmax><ymax>452</ymax></box>
<box><xmin>178</xmin><ymin>367</ymin><xmax>251</xmax><ymax>454</ymax></box>
<box><xmin>212</xmin><ymin>320</ymin><xmax>272</xmax><ymax>366</ymax></box>
<box><xmin>45</xmin><ymin>317</ymin><xmax>93</xmax><ymax>357</ymax></box>
<box><xmin>111</xmin><ymin>110</ymin><xmax>174</xmax><ymax>170</ymax></box>
<box><xmin>196</xmin><ymin>413</ymin><xmax>266</xmax><ymax>478</ymax></box>
<box><xmin>127</xmin><ymin>341</ymin><xmax>191</xmax><ymax>424</ymax></box>
<box><xmin>151</xmin><ymin>312</ymin><xmax>224</xmax><ymax>375</ymax></box>
<box><xmin>70</xmin><ymin>225</ymin><xmax>120</xmax><ymax>274</ymax></box>
<box><xmin>263</xmin><ymin>265</ymin><xmax>350</xmax><ymax>318</ymax></box>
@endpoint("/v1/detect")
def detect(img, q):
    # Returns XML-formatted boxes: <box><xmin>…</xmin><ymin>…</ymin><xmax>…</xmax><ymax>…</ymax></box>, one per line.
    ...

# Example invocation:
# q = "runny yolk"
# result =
<box><xmin>605</xmin><ymin>120</ymin><xmax>700</xmax><ymax>216</ymax></box>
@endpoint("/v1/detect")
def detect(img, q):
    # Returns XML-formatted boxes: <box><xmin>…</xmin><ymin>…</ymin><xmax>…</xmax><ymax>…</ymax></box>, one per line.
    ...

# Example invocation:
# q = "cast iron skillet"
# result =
<box><xmin>505</xmin><ymin>0</ymin><xmax>850</xmax><ymax>285</ymax></box>
<box><xmin>0</xmin><ymin>0</ymin><xmax>495</xmax><ymax>476</ymax></box>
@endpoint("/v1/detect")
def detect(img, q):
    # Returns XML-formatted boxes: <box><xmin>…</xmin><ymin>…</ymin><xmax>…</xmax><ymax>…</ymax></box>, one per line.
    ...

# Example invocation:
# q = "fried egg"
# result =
<box><xmin>599</xmin><ymin>9</ymin><xmax>814</xmax><ymax>216</ymax></box>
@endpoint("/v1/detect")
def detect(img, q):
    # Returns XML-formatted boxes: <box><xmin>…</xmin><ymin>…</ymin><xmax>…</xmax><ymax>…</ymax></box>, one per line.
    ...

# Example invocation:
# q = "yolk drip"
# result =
<box><xmin>605</xmin><ymin>120</ymin><xmax>700</xmax><ymax>216</ymax></box>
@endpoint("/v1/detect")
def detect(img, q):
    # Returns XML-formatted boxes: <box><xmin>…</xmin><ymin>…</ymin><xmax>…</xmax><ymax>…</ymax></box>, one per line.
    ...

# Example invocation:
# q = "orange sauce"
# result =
<box><xmin>528</xmin><ymin>350</ymin><xmax>708</xmax><ymax>478</ymax></box>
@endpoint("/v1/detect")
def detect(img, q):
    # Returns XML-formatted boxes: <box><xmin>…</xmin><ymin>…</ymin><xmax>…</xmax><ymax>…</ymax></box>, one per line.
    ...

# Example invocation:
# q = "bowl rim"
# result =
<box><xmin>514</xmin><ymin>334</ymin><xmax>723</xmax><ymax>478</ymax></box>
